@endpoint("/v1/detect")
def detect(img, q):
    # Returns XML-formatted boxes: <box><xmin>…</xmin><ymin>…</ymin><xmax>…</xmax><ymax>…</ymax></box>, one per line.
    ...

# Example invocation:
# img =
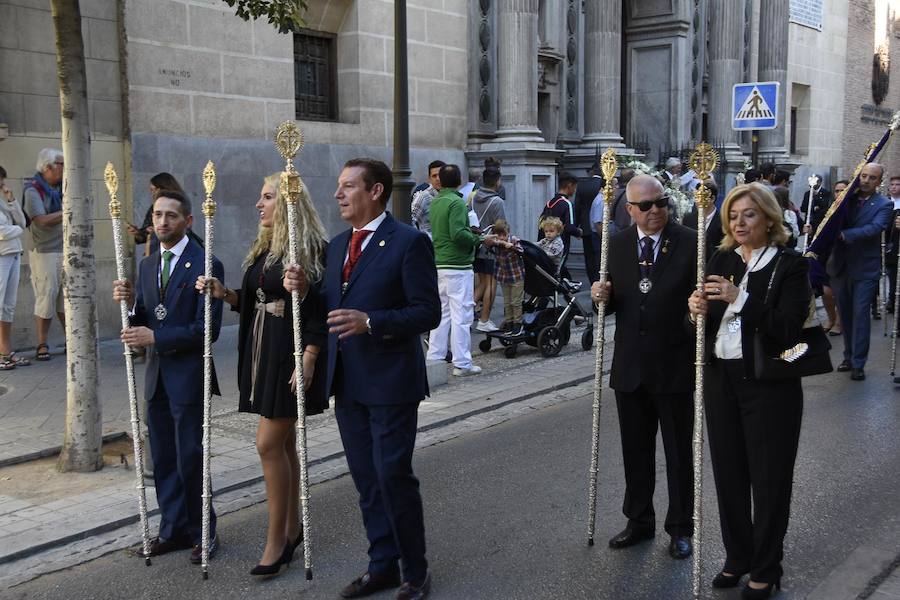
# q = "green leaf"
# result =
<box><xmin>220</xmin><ymin>0</ymin><xmax>307</xmax><ymax>32</ymax></box>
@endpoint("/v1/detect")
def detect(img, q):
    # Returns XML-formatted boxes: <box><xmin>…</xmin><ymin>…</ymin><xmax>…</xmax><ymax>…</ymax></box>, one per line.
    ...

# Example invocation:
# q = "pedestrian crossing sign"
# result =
<box><xmin>732</xmin><ymin>82</ymin><xmax>779</xmax><ymax>130</ymax></box>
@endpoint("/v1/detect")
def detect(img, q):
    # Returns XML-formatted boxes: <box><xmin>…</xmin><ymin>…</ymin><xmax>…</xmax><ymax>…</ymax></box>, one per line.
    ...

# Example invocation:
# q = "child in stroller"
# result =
<box><xmin>479</xmin><ymin>235</ymin><xmax>594</xmax><ymax>358</ymax></box>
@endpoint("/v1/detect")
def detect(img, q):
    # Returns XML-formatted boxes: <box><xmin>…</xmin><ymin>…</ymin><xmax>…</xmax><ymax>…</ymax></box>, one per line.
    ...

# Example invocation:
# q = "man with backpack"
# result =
<box><xmin>469</xmin><ymin>166</ymin><xmax>506</xmax><ymax>332</ymax></box>
<box><xmin>23</xmin><ymin>148</ymin><xmax>65</xmax><ymax>361</ymax></box>
<box><xmin>538</xmin><ymin>173</ymin><xmax>583</xmax><ymax>278</ymax></box>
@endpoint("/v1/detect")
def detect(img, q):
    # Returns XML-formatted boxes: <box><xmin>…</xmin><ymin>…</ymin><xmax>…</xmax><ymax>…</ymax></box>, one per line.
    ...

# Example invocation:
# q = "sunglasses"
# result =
<box><xmin>627</xmin><ymin>196</ymin><xmax>669</xmax><ymax>212</ymax></box>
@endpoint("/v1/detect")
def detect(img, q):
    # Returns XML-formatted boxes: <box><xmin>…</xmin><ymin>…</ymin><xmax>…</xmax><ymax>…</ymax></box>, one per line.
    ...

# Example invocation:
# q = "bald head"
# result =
<box><xmin>625</xmin><ymin>174</ymin><xmax>668</xmax><ymax>235</ymax></box>
<box><xmin>859</xmin><ymin>162</ymin><xmax>884</xmax><ymax>196</ymax></box>
<box><xmin>626</xmin><ymin>174</ymin><xmax>665</xmax><ymax>201</ymax></box>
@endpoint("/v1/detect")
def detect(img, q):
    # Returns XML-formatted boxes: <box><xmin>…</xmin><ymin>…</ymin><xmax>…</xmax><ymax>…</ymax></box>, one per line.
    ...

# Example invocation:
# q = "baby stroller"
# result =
<box><xmin>478</xmin><ymin>240</ymin><xmax>594</xmax><ymax>358</ymax></box>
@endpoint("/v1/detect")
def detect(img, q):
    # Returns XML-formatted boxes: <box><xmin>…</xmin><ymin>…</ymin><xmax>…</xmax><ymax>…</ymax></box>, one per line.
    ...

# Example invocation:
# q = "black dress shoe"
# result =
<box><xmin>712</xmin><ymin>570</ymin><xmax>746</xmax><ymax>588</ymax></box>
<box><xmin>608</xmin><ymin>526</ymin><xmax>655</xmax><ymax>549</ymax></box>
<box><xmin>189</xmin><ymin>535</ymin><xmax>219</xmax><ymax>564</ymax></box>
<box><xmin>136</xmin><ymin>535</ymin><xmax>192</xmax><ymax>558</ymax></box>
<box><xmin>741</xmin><ymin>579</ymin><xmax>780</xmax><ymax>599</ymax></box>
<box><xmin>396</xmin><ymin>572</ymin><xmax>431</xmax><ymax>600</ymax></box>
<box><xmin>851</xmin><ymin>368</ymin><xmax>866</xmax><ymax>381</ymax></box>
<box><xmin>836</xmin><ymin>360</ymin><xmax>852</xmax><ymax>372</ymax></box>
<box><xmin>668</xmin><ymin>536</ymin><xmax>692</xmax><ymax>559</ymax></box>
<box><xmin>340</xmin><ymin>571</ymin><xmax>401</xmax><ymax>598</ymax></box>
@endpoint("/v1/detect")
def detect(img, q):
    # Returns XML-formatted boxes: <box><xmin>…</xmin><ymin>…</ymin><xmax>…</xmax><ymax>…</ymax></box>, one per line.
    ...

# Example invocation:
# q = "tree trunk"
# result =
<box><xmin>52</xmin><ymin>0</ymin><xmax>102</xmax><ymax>473</ymax></box>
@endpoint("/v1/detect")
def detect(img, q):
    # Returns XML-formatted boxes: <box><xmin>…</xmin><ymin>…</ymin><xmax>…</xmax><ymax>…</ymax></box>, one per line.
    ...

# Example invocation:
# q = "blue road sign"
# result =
<box><xmin>732</xmin><ymin>82</ymin><xmax>779</xmax><ymax>130</ymax></box>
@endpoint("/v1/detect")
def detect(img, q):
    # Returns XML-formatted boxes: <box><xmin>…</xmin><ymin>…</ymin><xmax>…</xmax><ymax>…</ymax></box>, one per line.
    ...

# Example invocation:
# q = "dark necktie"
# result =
<box><xmin>639</xmin><ymin>236</ymin><xmax>654</xmax><ymax>279</ymax></box>
<box><xmin>343</xmin><ymin>230</ymin><xmax>372</xmax><ymax>283</ymax></box>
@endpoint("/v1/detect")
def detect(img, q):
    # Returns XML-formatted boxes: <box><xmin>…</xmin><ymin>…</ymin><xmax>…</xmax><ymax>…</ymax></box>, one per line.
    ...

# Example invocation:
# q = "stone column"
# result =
<box><xmin>757</xmin><ymin>0</ymin><xmax>789</xmax><ymax>156</ymax></box>
<box><xmin>582</xmin><ymin>0</ymin><xmax>623</xmax><ymax>146</ymax></box>
<box><xmin>496</xmin><ymin>0</ymin><xmax>543</xmax><ymax>141</ymax></box>
<box><xmin>707</xmin><ymin>3</ymin><xmax>743</xmax><ymax>147</ymax></box>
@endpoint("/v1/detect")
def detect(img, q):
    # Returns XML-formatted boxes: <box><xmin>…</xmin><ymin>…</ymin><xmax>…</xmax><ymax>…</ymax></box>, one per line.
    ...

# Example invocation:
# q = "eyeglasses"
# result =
<box><xmin>627</xmin><ymin>196</ymin><xmax>669</xmax><ymax>212</ymax></box>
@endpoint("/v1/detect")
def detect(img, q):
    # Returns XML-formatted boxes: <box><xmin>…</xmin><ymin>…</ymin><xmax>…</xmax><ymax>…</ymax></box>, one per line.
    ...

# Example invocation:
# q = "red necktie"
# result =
<box><xmin>343</xmin><ymin>230</ymin><xmax>372</xmax><ymax>283</ymax></box>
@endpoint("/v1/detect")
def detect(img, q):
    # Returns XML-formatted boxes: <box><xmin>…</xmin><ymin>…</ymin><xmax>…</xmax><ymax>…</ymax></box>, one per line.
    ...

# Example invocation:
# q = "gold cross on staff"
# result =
<box><xmin>202</xmin><ymin>161</ymin><xmax>217</xmax><ymax>218</ymax></box>
<box><xmin>275</xmin><ymin>121</ymin><xmax>305</xmax><ymax>164</ymax></box>
<box><xmin>104</xmin><ymin>162</ymin><xmax>121</xmax><ymax>219</ymax></box>
<box><xmin>600</xmin><ymin>148</ymin><xmax>618</xmax><ymax>182</ymax></box>
<box><xmin>689</xmin><ymin>142</ymin><xmax>718</xmax><ymax>180</ymax></box>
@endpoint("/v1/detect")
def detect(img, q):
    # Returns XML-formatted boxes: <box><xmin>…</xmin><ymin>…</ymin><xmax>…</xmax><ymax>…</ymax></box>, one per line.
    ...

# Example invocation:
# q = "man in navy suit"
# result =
<box><xmin>285</xmin><ymin>158</ymin><xmax>440</xmax><ymax>600</ymax></box>
<box><xmin>113</xmin><ymin>190</ymin><xmax>224</xmax><ymax>563</ymax></box>
<box><xmin>828</xmin><ymin>163</ymin><xmax>892</xmax><ymax>380</ymax></box>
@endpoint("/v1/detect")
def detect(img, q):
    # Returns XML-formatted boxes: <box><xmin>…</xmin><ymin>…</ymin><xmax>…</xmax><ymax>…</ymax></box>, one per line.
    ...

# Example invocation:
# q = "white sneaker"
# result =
<box><xmin>452</xmin><ymin>365</ymin><xmax>483</xmax><ymax>377</ymax></box>
<box><xmin>475</xmin><ymin>320</ymin><xmax>500</xmax><ymax>332</ymax></box>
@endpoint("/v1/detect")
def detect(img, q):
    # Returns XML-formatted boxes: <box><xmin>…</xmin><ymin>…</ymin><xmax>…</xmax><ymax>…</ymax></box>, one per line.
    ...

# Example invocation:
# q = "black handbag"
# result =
<box><xmin>753</xmin><ymin>253</ymin><xmax>834</xmax><ymax>380</ymax></box>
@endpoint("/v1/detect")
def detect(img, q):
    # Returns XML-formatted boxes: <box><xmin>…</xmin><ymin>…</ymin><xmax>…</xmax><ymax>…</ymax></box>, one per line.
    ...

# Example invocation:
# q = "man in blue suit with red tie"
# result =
<box><xmin>113</xmin><ymin>190</ymin><xmax>224</xmax><ymax>563</ymax></box>
<box><xmin>285</xmin><ymin>158</ymin><xmax>440</xmax><ymax>600</ymax></box>
<box><xmin>828</xmin><ymin>162</ymin><xmax>892</xmax><ymax>380</ymax></box>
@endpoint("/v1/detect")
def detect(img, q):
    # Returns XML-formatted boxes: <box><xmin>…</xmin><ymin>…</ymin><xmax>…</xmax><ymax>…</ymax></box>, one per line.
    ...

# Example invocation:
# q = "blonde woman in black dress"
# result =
<box><xmin>197</xmin><ymin>172</ymin><xmax>328</xmax><ymax>576</ymax></box>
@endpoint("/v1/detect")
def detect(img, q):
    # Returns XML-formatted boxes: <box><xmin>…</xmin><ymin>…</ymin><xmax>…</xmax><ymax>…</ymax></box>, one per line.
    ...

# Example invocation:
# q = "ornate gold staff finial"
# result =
<box><xmin>689</xmin><ymin>142</ymin><xmax>719</xmax><ymax>210</ymax></box>
<box><xmin>202</xmin><ymin>160</ymin><xmax>217</xmax><ymax>218</ymax></box>
<box><xmin>104</xmin><ymin>162</ymin><xmax>121</xmax><ymax>219</ymax></box>
<box><xmin>600</xmin><ymin>148</ymin><xmax>618</xmax><ymax>204</ymax></box>
<box><xmin>274</xmin><ymin>121</ymin><xmax>304</xmax><ymax>206</ymax></box>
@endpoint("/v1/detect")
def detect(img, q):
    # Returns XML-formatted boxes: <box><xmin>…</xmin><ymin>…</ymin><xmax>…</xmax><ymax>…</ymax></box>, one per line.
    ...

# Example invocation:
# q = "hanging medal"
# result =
<box><xmin>727</xmin><ymin>316</ymin><xmax>741</xmax><ymax>333</ymax></box>
<box><xmin>639</xmin><ymin>278</ymin><xmax>653</xmax><ymax>294</ymax></box>
<box><xmin>156</xmin><ymin>253</ymin><xmax>169</xmax><ymax>321</ymax></box>
<box><xmin>155</xmin><ymin>303</ymin><xmax>168</xmax><ymax>321</ymax></box>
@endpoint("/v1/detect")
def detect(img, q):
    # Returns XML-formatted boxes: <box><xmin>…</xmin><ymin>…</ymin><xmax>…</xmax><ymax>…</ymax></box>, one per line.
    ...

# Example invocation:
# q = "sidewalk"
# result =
<box><xmin>0</xmin><ymin>290</ymin><xmax>609</xmax><ymax>588</ymax></box>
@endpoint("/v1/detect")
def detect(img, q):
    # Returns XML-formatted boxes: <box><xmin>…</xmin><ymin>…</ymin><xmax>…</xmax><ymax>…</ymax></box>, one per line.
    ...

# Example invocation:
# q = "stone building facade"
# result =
<box><xmin>0</xmin><ymin>0</ymin><xmax>892</xmax><ymax>345</ymax></box>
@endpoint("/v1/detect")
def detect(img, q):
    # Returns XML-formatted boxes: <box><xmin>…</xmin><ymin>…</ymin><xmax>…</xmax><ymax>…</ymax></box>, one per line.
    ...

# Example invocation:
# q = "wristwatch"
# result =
<box><xmin>365</xmin><ymin>317</ymin><xmax>372</xmax><ymax>335</ymax></box>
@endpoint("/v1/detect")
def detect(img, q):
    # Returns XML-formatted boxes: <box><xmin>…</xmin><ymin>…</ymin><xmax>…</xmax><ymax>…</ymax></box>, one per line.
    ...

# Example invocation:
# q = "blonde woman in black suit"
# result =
<box><xmin>688</xmin><ymin>183</ymin><xmax>811</xmax><ymax>599</ymax></box>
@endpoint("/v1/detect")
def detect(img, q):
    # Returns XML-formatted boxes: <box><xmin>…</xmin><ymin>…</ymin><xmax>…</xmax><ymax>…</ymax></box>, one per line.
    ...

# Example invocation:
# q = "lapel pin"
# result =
<box><xmin>184</xmin><ymin>262</ymin><xmax>191</xmax><ymax>268</ymax></box>
<box><xmin>378</xmin><ymin>240</ymin><xmax>385</xmax><ymax>247</ymax></box>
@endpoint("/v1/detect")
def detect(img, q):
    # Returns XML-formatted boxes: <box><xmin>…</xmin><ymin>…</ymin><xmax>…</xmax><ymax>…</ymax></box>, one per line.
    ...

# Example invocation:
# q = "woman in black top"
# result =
<box><xmin>688</xmin><ymin>183</ymin><xmax>811</xmax><ymax>599</ymax></box>
<box><xmin>197</xmin><ymin>172</ymin><xmax>328</xmax><ymax>575</ymax></box>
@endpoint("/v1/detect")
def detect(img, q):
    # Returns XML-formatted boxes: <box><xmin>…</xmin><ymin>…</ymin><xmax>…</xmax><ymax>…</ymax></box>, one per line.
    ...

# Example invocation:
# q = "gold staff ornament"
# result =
<box><xmin>104</xmin><ymin>162</ymin><xmax>153</xmax><ymax>566</ymax></box>
<box><xmin>688</xmin><ymin>141</ymin><xmax>718</xmax><ymax>600</ymax></box>
<box><xmin>198</xmin><ymin>160</ymin><xmax>217</xmax><ymax>580</ymax></box>
<box><xmin>586</xmin><ymin>148</ymin><xmax>618</xmax><ymax>546</ymax></box>
<box><xmin>274</xmin><ymin>120</ymin><xmax>314</xmax><ymax>581</ymax></box>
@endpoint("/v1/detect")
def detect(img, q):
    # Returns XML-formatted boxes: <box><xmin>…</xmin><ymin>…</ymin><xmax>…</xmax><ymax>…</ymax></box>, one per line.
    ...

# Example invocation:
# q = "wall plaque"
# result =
<box><xmin>790</xmin><ymin>0</ymin><xmax>823</xmax><ymax>31</ymax></box>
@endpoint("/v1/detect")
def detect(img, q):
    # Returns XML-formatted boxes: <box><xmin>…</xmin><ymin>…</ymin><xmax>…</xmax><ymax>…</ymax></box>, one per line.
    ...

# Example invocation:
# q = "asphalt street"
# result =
<box><xmin>7</xmin><ymin>353</ymin><xmax>900</xmax><ymax>600</ymax></box>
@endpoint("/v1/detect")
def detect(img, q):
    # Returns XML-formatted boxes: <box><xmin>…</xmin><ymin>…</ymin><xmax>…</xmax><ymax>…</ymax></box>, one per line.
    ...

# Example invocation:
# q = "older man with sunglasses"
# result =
<box><xmin>590</xmin><ymin>174</ymin><xmax>698</xmax><ymax>560</ymax></box>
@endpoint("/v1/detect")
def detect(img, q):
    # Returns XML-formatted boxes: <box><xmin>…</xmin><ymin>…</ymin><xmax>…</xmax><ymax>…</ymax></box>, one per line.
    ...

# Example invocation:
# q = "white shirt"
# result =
<box><xmin>891</xmin><ymin>196</ymin><xmax>900</xmax><ymax>210</ymax></box>
<box><xmin>344</xmin><ymin>211</ymin><xmax>387</xmax><ymax>265</ymax></box>
<box><xmin>158</xmin><ymin>233</ymin><xmax>190</xmax><ymax>287</ymax></box>
<box><xmin>714</xmin><ymin>245</ymin><xmax>777</xmax><ymax>360</ymax></box>
<box><xmin>635</xmin><ymin>227</ymin><xmax>663</xmax><ymax>261</ymax></box>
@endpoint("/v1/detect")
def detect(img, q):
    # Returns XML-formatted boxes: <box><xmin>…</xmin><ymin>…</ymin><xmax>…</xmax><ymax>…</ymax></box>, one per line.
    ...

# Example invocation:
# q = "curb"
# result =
<box><xmin>0</xmin><ymin>370</ymin><xmax>599</xmax><ymax>566</ymax></box>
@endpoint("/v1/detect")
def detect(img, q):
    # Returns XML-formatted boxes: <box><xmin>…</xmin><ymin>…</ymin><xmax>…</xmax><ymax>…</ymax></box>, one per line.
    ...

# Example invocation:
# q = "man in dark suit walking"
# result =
<box><xmin>285</xmin><ymin>159</ymin><xmax>440</xmax><ymax>600</ymax></box>
<box><xmin>574</xmin><ymin>162</ymin><xmax>605</xmax><ymax>282</ymax></box>
<box><xmin>828</xmin><ymin>163</ymin><xmax>892</xmax><ymax>380</ymax></box>
<box><xmin>591</xmin><ymin>174</ymin><xmax>696</xmax><ymax>560</ymax></box>
<box><xmin>113</xmin><ymin>190</ymin><xmax>224</xmax><ymax>563</ymax></box>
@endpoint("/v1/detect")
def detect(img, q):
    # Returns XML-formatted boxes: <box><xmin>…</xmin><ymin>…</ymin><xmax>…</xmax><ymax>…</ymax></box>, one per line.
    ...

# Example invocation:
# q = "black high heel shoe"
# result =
<box><xmin>741</xmin><ymin>578</ymin><xmax>781</xmax><ymax>599</ymax></box>
<box><xmin>711</xmin><ymin>570</ymin><xmax>746</xmax><ymax>588</ymax></box>
<box><xmin>285</xmin><ymin>531</ymin><xmax>304</xmax><ymax>563</ymax></box>
<box><xmin>249</xmin><ymin>543</ymin><xmax>292</xmax><ymax>576</ymax></box>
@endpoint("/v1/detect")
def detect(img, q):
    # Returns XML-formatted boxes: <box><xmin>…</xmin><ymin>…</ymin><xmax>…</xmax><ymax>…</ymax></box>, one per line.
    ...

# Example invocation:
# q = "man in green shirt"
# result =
<box><xmin>425</xmin><ymin>164</ymin><xmax>497</xmax><ymax>376</ymax></box>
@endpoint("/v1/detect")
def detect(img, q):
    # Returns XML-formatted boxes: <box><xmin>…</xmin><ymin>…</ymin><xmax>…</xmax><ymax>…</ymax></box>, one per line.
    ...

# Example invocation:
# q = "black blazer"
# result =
<box><xmin>574</xmin><ymin>176</ymin><xmax>604</xmax><ymax>230</ymax></box>
<box><xmin>701</xmin><ymin>247</ymin><xmax>811</xmax><ymax>378</ymax></box>
<box><xmin>606</xmin><ymin>222</ymin><xmax>698</xmax><ymax>394</ymax></box>
<box><xmin>682</xmin><ymin>207</ymin><xmax>724</xmax><ymax>259</ymax></box>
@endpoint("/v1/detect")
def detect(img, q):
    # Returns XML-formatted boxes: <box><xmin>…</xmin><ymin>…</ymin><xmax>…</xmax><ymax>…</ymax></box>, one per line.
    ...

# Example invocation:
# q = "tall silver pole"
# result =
<box><xmin>200</xmin><ymin>161</ymin><xmax>217</xmax><ymax>580</ymax></box>
<box><xmin>104</xmin><ymin>163</ymin><xmax>152</xmax><ymax>566</ymax></box>
<box><xmin>688</xmin><ymin>143</ymin><xmax>719</xmax><ymax>600</ymax></box>
<box><xmin>586</xmin><ymin>148</ymin><xmax>618</xmax><ymax>546</ymax></box>
<box><xmin>275</xmin><ymin>121</ymin><xmax>313</xmax><ymax>580</ymax></box>
<box><xmin>799</xmin><ymin>176</ymin><xmax>816</xmax><ymax>254</ymax></box>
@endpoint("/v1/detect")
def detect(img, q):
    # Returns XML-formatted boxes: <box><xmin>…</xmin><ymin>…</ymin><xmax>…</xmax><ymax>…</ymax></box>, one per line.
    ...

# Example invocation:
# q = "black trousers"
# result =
<box><xmin>705</xmin><ymin>359</ymin><xmax>803</xmax><ymax>584</ymax></box>
<box><xmin>583</xmin><ymin>234</ymin><xmax>599</xmax><ymax>283</ymax></box>
<box><xmin>614</xmin><ymin>387</ymin><xmax>694</xmax><ymax>537</ymax></box>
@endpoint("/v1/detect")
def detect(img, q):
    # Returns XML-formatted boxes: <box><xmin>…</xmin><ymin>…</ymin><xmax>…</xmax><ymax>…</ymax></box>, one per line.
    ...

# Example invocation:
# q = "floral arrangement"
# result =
<box><xmin>623</xmin><ymin>159</ymin><xmax>694</xmax><ymax>220</ymax></box>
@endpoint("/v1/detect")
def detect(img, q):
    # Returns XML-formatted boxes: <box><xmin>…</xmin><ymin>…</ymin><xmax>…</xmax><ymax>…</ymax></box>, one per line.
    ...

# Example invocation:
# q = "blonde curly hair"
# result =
<box><xmin>243</xmin><ymin>172</ymin><xmax>327</xmax><ymax>280</ymax></box>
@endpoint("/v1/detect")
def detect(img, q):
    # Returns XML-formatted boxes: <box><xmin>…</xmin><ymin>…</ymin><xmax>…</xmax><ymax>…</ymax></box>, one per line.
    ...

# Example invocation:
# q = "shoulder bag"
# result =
<box><xmin>753</xmin><ymin>253</ymin><xmax>834</xmax><ymax>379</ymax></box>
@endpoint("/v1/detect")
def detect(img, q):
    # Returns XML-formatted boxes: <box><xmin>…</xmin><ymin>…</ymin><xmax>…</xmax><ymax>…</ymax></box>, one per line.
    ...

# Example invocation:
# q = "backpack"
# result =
<box><xmin>19</xmin><ymin>179</ymin><xmax>42</xmax><ymax>228</ymax></box>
